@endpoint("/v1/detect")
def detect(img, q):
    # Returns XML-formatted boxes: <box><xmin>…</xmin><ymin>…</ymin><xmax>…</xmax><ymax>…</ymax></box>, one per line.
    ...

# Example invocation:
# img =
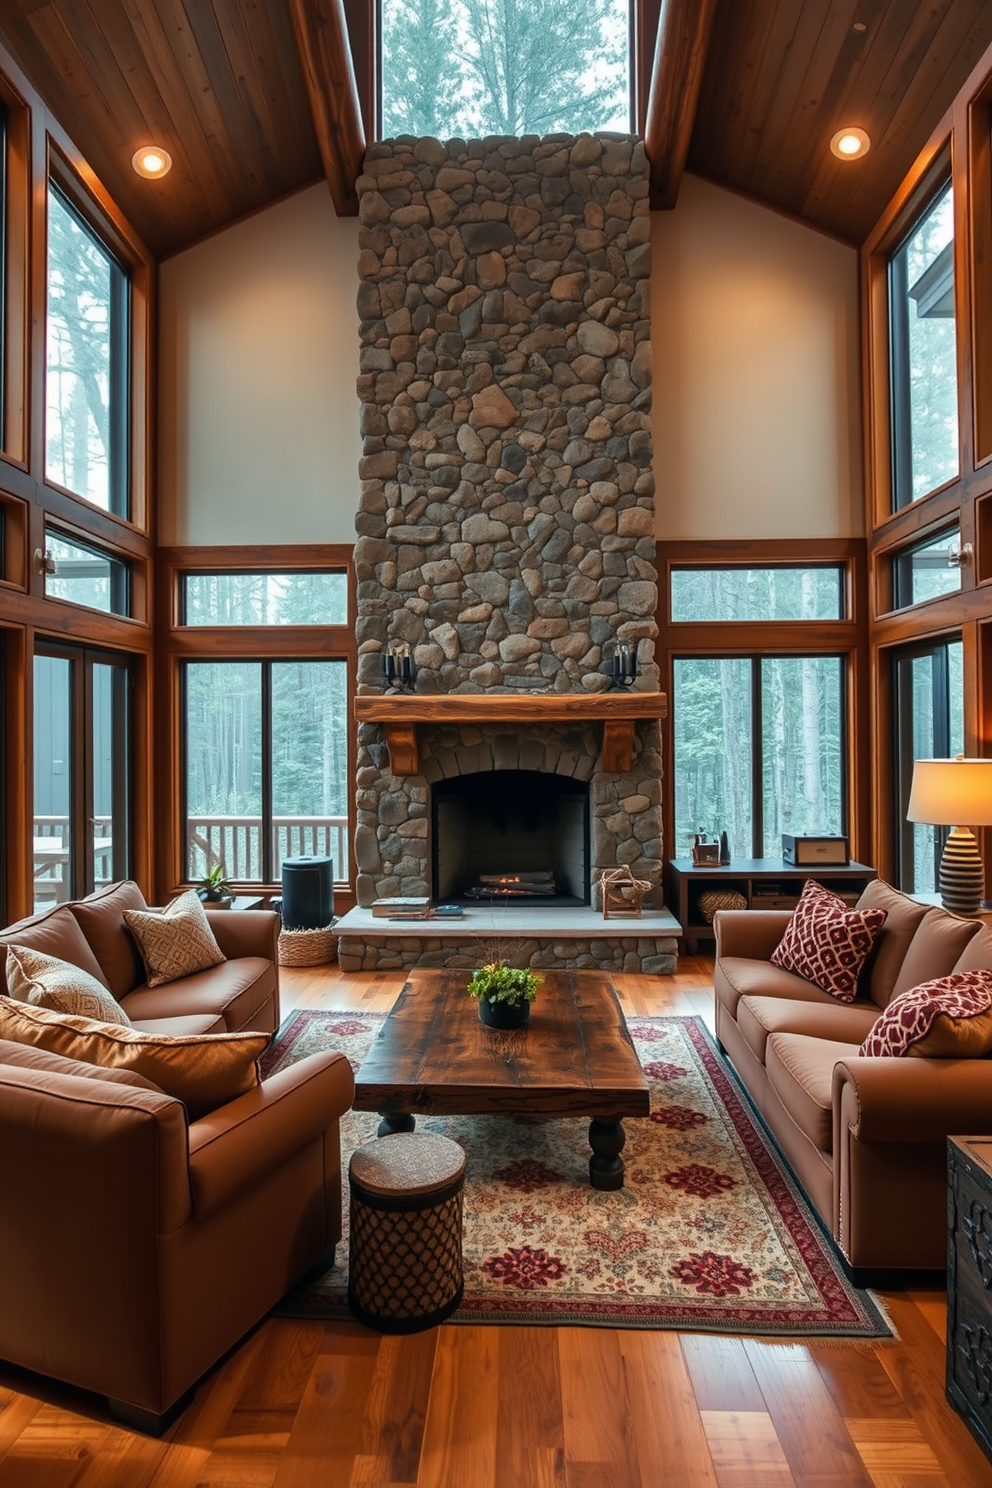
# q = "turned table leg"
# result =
<box><xmin>377</xmin><ymin>1112</ymin><xmax>416</xmax><ymax>1137</ymax></box>
<box><xmin>588</xmin><ymin>1117</ymin><xmax>626</xmax><ymax>1190</ymax></box>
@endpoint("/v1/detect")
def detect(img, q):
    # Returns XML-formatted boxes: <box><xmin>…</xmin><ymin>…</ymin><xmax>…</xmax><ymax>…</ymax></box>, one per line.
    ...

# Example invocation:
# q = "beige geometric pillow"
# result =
<box><xmin>5</xmin><ymin>944</ymin><xmax>131</xmax><ymax>1026</ymax></box>
<box><xmin>0</xmin><ymin>997</ymin><xmax>267</xmax><ymax>1118</ymax></box>
<box><xmin>124</xmin><ymin>889</ymin><xmax>225</xmax><ymax>988</ymax></box>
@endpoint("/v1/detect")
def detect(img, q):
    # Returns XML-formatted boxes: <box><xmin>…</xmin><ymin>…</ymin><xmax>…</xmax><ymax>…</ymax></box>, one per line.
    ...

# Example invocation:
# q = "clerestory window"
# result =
<box><xmin>379</xmin><ymin>0</ymin><xmax>631</xmax><ymax>139</ymax></box>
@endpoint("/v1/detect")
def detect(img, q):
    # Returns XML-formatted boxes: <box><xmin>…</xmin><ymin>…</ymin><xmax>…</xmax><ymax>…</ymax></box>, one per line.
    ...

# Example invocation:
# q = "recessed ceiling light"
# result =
<box><xmin>853</xmin><ymin>21</ymin><xmax>867</xmax><ymax>31</ymax></box>
<box><xmin>830</xmin><ymin>127</ymin><xmax>871</xmax><ymax>161</ymax></box>
<box><xmin>132</xmin><ymin>146</ymin><xmax>172</xmax><ymax>179</ymax></box>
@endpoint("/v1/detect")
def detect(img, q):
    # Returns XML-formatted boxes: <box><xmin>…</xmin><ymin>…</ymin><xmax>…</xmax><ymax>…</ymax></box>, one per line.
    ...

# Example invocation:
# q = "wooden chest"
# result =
<box><xmin>947</xmin><ymin>1136</ymin><xmax>992</xmax><ymax>1462</ymax></box>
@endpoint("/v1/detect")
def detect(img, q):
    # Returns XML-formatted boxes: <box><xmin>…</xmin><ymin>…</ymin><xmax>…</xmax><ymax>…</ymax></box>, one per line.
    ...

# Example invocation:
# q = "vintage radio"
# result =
<box><xmin>781</xmin><ymin>834</ymin><xmax>849</xmax><ymax>866</ymax></box>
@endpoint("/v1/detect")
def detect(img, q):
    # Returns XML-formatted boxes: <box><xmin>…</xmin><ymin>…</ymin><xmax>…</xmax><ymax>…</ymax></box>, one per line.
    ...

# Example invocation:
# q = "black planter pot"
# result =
<box><xmin>478</xmin><ymin>997</ymin><xmax>530</xmax><ymax>1029</ymax></box>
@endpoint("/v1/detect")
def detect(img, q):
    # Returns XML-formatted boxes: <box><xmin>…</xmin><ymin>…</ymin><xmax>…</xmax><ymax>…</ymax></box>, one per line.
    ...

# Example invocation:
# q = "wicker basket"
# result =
<box><xmin>277</xmin><ymin>921</ymin><xmax>337</xmax><ymax>967</ymax></box>
<box><xmin>697</xmin><ymin>889</ymin><xmax>747</xmax><ymax>924</ymax></box>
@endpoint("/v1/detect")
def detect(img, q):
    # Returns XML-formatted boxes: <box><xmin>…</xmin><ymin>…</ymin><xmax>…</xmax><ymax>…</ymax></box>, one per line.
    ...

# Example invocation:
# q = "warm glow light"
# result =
<box><xmin>132</xmin><ymin>146</ymin><xmax>172</xmax><ymax>179</ymax></box>
<box><xmin>830</xmin><ymin>127</ymin><xmax>870</xmax><ymax>161</ymax></box>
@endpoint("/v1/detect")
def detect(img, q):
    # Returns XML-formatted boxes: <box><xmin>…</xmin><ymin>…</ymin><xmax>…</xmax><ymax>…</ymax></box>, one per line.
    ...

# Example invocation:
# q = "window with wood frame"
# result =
<box><xmin>164</xmin><ymin>546</ymin><xmax>355</xmax><ymax>896</ymax></box>
<box><xmin>45</xmin><ymin>180</ymin><xmax>130</xmax><ymax>517</ymax></box>
<box><xmin>673</xmin><ymin>653</ymin><xmax>847</xmax><ymax>861</ymax></box>
<box><xmin>888</xmin><ymin>179</ymin><xmax>958</xmax><ymax>511</ymax></box>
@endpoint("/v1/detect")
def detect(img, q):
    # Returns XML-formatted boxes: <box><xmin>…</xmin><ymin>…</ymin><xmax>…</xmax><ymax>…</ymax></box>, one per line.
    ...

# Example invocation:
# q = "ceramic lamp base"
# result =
<box><xmin>939</xmin><ymin>825</ymin><xmax>985</xmax><ymax>917</ymax></box>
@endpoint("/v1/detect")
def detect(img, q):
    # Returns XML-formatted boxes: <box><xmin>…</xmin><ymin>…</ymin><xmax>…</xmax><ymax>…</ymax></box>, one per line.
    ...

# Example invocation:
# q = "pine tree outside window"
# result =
<box><xmin>380</xmin><ymin>0</ymin><xmax>630</xmax><ymax>139</ymax></box>
<box><xmin>45</xmin><ymin>183</ymin><xmax>129</xmax><ymax>515</ymax></box>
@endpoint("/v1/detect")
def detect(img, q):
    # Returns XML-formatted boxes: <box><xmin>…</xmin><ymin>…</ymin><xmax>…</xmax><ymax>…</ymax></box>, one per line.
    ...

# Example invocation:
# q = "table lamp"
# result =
<box><xmin>906</xmin><ymin>757</ymin><xmax>992</xmax><ymax>915</ymax></box>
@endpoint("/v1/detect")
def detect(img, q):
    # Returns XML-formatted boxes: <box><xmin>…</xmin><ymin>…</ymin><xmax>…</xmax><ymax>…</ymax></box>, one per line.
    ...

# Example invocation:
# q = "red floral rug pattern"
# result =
<box><xmin>262</xmin><ymin>1011</ymin><xmax>891</xmax><ymax>1337</ymax></box>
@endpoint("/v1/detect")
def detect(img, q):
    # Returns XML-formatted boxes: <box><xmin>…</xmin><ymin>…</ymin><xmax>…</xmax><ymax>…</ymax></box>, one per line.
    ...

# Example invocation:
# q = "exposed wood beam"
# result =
<box><xmin>288</xmin><ymin>0</ymin><xmax>366</xmax><ymax>217</ymax></box>
<box><xmin>645</xmin><ymin>0</ymin><xmax>719</xmax><ymax>210</ymax></box>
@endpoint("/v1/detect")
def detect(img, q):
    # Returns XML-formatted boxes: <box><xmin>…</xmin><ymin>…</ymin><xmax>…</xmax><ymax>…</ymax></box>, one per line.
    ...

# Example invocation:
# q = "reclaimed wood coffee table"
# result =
<box><xmin>352</xmin><ymin>967</ymin><xmax>650</xmax><ymax>1190</ymax></box>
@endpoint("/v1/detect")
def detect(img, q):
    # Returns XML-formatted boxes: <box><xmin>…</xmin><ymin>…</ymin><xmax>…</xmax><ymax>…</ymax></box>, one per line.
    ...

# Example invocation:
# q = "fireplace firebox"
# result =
<box><xmin>432</xmin><ymin>770</ymin><xmax>590</xmax><ymax>906</ymax></box>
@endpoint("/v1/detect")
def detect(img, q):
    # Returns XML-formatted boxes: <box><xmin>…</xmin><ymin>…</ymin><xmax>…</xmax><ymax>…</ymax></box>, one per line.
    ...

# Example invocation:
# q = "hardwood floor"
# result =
<box><xmin>0</xmin><ymin>955</ymin><xmax>989</xmax><ymax>1487</ymax></box>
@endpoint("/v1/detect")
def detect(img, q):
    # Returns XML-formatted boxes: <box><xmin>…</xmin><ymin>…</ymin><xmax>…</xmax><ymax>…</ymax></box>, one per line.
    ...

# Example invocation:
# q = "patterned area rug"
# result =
<box><xmin>262</xmin><ymin>1010</ymin><xmax>892</xmax><ymax>1337</ymax></box>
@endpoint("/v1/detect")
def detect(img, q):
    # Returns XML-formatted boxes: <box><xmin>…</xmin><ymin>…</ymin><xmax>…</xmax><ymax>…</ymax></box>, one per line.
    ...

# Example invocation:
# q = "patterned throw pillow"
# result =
<box><xmin>5</xmin><ymin>944</ymin><xmax>131</xmax><ymax>1026</ymax></box>
<box><xmin>0</xmin><ymin>997</ymin><xmax>268</xmax><ymax>1118</ymax></box>
<box><xmin>124</xmin><ymin>890</ymin><xmax>225</xmax><ymax>988</ymax></box>
<box><xmin>859</xmin><ymin>971</ymin><xmax>992</xmax><ymax>1058</ymax></box>
<box><xmin>770</xmin><ymin>879</ymin><xmax>887</xmax><ymax>1002</ymax></box>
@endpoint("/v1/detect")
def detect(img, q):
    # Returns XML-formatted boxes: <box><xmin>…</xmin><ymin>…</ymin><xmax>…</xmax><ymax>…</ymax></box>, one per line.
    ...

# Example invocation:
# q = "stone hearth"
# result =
<box><xmin>348</xmin><ymin>130</ymin><xmax>674</xmax><ymax>972</ymax></box>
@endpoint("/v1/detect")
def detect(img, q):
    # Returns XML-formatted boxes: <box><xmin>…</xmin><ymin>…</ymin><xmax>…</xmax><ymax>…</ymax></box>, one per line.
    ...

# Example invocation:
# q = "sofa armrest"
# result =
<box><xmin>187</xmin><ymin>1051</ymin><xmax>354</xmax><ymax>1215</ymax></box>
<box><xmin>0</xmin><ymin>1064</ymin><xmax>191</xmax><ymax>1234</ymax></box>
<box><xmin>714</xmin><ymin>909</ymin><xmax>793</xmax><ymax>961</ymax></box>
<box><xmin>205</xmin><ymin>908</ymin><xmax>279</xmax><ymax>963</ymax></box>
<box><xmin>833</xmin><ymin>1055</ymin><xmax>992</xmax><ymax>1144</ymax></box>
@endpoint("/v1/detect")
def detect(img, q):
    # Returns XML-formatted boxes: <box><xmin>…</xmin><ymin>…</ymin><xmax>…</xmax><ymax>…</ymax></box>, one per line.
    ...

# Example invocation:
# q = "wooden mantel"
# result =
<box><xmin>353</xmin><ymin>692</ymin><xmax>667</xmax><ymax>775</ymax></box>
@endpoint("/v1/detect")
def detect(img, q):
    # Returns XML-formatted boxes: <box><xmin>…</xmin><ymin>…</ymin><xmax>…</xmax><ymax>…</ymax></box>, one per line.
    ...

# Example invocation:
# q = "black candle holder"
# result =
<box><xmin>381</xmin><ymin>645</ymin><xmax>416</xmax><ymax>693</ymax></box>
<box><xmin>609</xmin><ymin>641</ymin><xmax>638</xmax><ymax>690</ymax></box>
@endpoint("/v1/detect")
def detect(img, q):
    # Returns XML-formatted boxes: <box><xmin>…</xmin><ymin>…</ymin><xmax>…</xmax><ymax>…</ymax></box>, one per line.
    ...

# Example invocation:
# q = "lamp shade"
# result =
<box><xmin>906</xmin><ymin>758</ymin><xmax>992</xmax><ymax>827</ymax></box>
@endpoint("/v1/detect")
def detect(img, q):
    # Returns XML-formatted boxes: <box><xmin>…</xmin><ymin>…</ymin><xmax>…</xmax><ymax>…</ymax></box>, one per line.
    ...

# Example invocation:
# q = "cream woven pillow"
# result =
<box><xmin>124</xmin><ymin>889</ymin><xmax>225</xmax><ymax>988</ymax></box>
<box><xmin>0</xmin><ymin>997</ymin><xmax>267</xmax><ymax>1118</ymax></box>
<box><xmin>5</xmin><ymin>944</ymin><xmax>131</xmax><ymax>1027</ymax></box>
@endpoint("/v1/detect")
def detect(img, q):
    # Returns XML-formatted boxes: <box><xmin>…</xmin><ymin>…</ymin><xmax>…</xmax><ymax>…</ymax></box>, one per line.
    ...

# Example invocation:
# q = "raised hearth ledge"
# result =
<box><xmin>353</xmin><ymin>692</ymin><xmax>668</xmax><ymax>775</ymax></box>
<box><xmin>334</xmin><ymin>904</ymin><xmax>681</xmax><ymax>975</ymax></box>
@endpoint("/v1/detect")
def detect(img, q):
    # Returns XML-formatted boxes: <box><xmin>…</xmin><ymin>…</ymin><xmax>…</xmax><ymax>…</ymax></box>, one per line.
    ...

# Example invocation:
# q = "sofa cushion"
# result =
<box><xmin>5</xmin><ymin>945</ymin><xmax>132</xmax><ymax>1026</ymax></box>
<box><xmin>0</xmin><ymin>996</ymin><xmax>269</xmax><ymax>1118</ymax></box>
<box><xmin>714</xmin><ymin>956</ymin><xmax>840</xmax><ymax>1021</ymax></box>
<box><xmin>889</xmin><ymin>906</ymin><xmax>982</xmax><ymax>1001</ymax></box>
<box><xmin>859</xmin><ymin>971</ymin><xmax>992</xmax><ymax>1059</ymax></box>
<box><xmin>0</xmin><ymin>907</ymin><xmax>110</xmax><ymax>995</ymax></box>
<box><xmin>737</xmin><ymin>995</ymin><xmax>879</xmax><ymax>1067</ymax></box>
<box><xmin>0</xmin><ymin>1036</ymin><xmax>162</xmax><ymax>1090</ymax></box>
<box><xmin>952</xmin><ymin>923</ymin><xmax>992</xmax><ymax>974</ymax></box>
<box><xmin>765</xmin><ymin>1033</ymin><xmax>861</xmax><ymax>1153</ymax></box>
<box><xmin>121</xmin><ymin>957</ymin><xmax>275</xmax><ymax>1033</ymax></box>
<box><xmin>67</xmin><ymin>880</ymin><xmax>148</xmax><ymax>1000</ymax></box>
<box><xmin>771</xmin><ymin>880</ymin><xmax>886</xmax><ymax>1002</ymax></box>
<box><xmin>855</xmin><ymin>880</ymin><xmax>931</xmax><ymax>1006</ymax></box>
<box><xmin>124</xmin><ymin>891</ymin><xmax>226</xmax><ymax>989</ymax></box>
<box><xmin>129</xmin><ymin>1014</ymin><xmax>227</xmax><ymax>1036</ymax></box>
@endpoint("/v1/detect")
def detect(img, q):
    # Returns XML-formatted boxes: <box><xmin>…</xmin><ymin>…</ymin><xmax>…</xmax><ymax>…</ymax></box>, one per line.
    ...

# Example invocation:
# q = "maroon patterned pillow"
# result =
<box><xmin>859</xmin><ymin>971</ymin><xmax>992</xmax><ymax>1058</ymax></box>
<box><xmin>770</xmin><ymin>879</ymin><xmax>886</xmax><ymax>1002</ymax></box>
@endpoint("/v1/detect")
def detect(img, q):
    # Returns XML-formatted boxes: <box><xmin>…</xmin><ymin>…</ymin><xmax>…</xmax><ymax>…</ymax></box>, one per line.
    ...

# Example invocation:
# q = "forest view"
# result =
<box><xmin>46</xmin><ymin>187</ymin><xmax>121</xmax><ymax>511</ymax></box>
<box><xmin>380</xmin><ymin>0</ymin><xmax>629</xmax><ymax>138</ymax></box>
<box><xmin>673</xmin><ymin>569</ymin><xmax>845</xmax><ymax>861</ymax></box>
<box><xmin>184</xmin><ymin>574</ymin><xmax>349</xmax><ymax>883</ymax></box>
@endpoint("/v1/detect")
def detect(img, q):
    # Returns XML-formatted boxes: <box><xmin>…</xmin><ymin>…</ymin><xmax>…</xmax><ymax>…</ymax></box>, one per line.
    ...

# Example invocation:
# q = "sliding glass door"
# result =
<box><xmin>34</xmin><ymin>645</ymin><xmax>130</xmax><ymax>911</ymax></box>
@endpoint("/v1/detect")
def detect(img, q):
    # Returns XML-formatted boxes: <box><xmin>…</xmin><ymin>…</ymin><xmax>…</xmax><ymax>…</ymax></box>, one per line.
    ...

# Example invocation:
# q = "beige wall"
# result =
<box><xmin>158</xmin><ymin>171</ymin><xmax>862</xmax><ymax>548</ymax></box>
<box><xmin>158</xmin><ymin>184</ymin><xmax>362</xmax><ymax>546</ymax></box>
<box><xmin>651</xmin><ymin>173</ymin><xmax>863</xmax><ymax>540</ymax></box>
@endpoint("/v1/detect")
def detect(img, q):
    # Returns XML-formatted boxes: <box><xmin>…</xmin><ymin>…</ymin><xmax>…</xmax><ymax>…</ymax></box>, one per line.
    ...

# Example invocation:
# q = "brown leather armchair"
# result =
<box><xmin>0</xmin><ymin>1038</ymin><xmax>354</xmax><ymax>1433</ymax></box>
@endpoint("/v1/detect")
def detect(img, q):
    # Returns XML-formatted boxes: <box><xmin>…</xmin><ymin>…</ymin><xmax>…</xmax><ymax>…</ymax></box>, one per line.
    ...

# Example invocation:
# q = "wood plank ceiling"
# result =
<box><xmin>0</xmin><ymin>0</ymin><xmax>991</xmax><ymax>258</ymax></box>
<box><xmin>689</xmin><ymin>0</ymin><xmax>992</xmax><ymax>243</ymax></box>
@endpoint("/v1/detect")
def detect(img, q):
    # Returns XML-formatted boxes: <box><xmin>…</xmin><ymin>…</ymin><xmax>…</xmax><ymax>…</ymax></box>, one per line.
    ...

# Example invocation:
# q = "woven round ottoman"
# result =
<box><xmin>347</xmin><ymin>1132</ymin><xmax>466</xmax><ymax>1334</ymax></box>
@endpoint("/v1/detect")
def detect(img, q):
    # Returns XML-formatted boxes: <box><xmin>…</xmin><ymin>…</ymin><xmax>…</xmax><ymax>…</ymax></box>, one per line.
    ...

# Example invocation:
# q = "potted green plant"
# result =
<box><xmin>467</xmin><ymin>961</ymin><xmax>542</xmax><ymax>1029</ymax></box>
<box><xmin>196</xmin><ymin>864</ymin><xmax>235</xmax><ymax>908</ymax></box>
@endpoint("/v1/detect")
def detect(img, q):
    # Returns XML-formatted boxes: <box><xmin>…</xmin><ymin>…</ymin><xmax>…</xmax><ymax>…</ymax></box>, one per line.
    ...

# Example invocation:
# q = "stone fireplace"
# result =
<box><xmin>433</xmin><ymin>769</ymin><xmax>589</xmax><ymax>905</ymax></box>
<box><xmin>338</xmin><ymin>130</ymin><xmax>677</xmax><ymax>974</ymax></box>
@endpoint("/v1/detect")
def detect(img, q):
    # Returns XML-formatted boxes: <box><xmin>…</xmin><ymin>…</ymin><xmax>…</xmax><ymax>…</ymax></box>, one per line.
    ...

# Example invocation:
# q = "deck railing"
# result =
<box><xmin>187</xmin><ymin>815</ymin><xmax>349</xmax><ymax>882</ymax></box>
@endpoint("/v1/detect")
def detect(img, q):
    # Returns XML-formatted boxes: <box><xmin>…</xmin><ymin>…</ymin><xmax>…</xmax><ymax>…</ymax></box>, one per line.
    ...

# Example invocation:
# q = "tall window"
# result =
<box><xmin>380</xmin><ymin>0</ymin><xmax>630</xmax><ymax>137</ymax></box>
<box><xmin>183</xmin><ymin>660</ymin><xmax>349</xmax><ymax>884</ymax></box>
<box><xmin>893</xmin><ymin>638</ymin><xmax>964</xmax><ymax>892</ymax></box>
<box><xmin>33</xmin><ymin>645</ymin><xmax>131</xmax><ymax>912</ymax></box>
<box><xmin>889</xmin><ymin>181</ymin><xmax>958</xmax><ymax>509</ymax></box>
<box><xmin>674</xmin><ymin>655</ymin><xmax>845</xmax><ymax>860</ymax></box>
<box><xmin>45</xmin><ymin>183</ymin><xmax>129</xmax><ymax>515</ymax></box>
<box><xmin>0</xmin><ymin>102</ymin><xmax>7</xmax><ymax>451</ymax></box>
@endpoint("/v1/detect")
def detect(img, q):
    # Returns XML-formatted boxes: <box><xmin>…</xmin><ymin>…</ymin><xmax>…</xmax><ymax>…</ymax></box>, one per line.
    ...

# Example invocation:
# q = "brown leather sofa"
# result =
<box><xmin>0</xmin><ymin>880</ymin><xmax>280</xmax><ymax>1034</ymax></box>
<box><xmin>0</xmin><ymin>883</ymin><xmax>354</xmax><ymax>1431</ymax></box>
<box><xmin>714</xmin><ymin>880</ymin><xmax>992</xmax><ymax>1277</ymax></box>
